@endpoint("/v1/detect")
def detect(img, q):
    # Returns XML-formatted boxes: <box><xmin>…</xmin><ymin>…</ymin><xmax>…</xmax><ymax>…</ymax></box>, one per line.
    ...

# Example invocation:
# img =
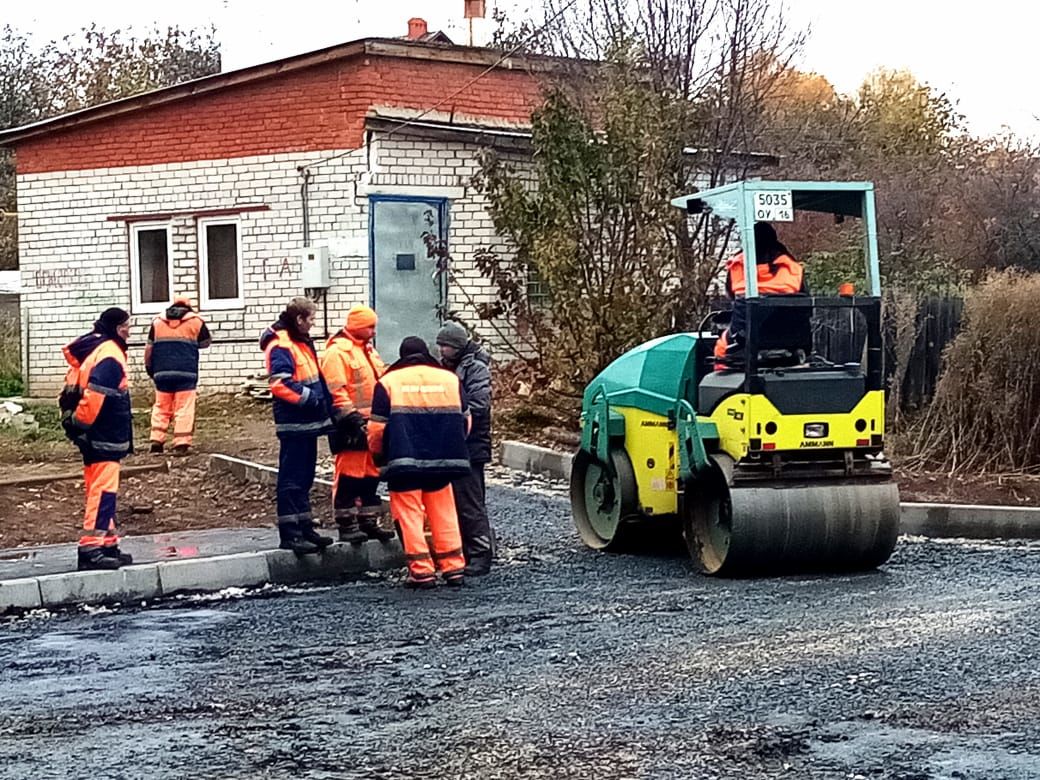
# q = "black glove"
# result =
<box><xmin>342</xmin><ymin>411</ymin><xmax>366</xmax><ymax>434</ymax></box>
<box><xmin>329</xmin><ymin>411</ymin><xmax>368</xmax><ymax>453</ymax></box>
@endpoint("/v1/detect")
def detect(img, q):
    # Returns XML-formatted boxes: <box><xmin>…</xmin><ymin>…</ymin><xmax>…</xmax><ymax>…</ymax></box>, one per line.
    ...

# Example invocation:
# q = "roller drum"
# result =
<box><xmin>686</xmin><ymin>476</ymin><xmax>900</xmax><ymax>576</ymax></box>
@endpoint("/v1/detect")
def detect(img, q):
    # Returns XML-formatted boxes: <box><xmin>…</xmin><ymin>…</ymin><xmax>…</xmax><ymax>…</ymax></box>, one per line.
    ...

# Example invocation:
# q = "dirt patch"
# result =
<box><xmin>0</xmin><ymin>394</ymin><xmax>294</xmax><ymax>548</ymax></box>
<box><xmin>896</xmin><ymin>470</ymin><xmax>1040</xmax><ymax>506</ymax></box>
<box><xmin>1</xmin><ymin>387</ymin><xmax>1036</xmax><ymax>551</ymax></box>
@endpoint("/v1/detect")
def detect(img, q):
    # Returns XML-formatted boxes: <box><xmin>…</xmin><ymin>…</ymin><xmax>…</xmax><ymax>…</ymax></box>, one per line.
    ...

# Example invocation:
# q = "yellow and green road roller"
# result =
<box><xmin>571</xmin><ymin>180</ymin><xmax>900</xmax><ymax>575</ymax></box>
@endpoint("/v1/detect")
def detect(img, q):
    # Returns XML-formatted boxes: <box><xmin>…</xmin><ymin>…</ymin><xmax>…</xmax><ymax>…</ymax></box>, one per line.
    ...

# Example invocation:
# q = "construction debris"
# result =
<box><xmin>240</xmin><ymin>372</ymin><xmax>272</xmax><ymax>400</ymax></box>
<box><xmin>0</xmin><ymin>400</ymin><xmax>39</xmax><ymax>436</ymax></box>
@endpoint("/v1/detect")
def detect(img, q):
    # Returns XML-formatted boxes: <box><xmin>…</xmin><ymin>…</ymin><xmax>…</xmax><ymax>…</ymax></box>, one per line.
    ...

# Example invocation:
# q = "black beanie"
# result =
<box><xmin>96</xmin><ymin>307</ymin><xmax>130</xmax><ymax>330</ymax></box>
<box><xmin>399</xmin><ymin>336</ymin><xmax>432</xmax><ymax>359</ymax></box>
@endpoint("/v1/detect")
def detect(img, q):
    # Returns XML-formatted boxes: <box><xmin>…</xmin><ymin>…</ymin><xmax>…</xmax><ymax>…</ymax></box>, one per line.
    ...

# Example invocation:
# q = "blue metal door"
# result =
<box><xmin>370</xmin><ymin>196</ymin><xmax>447</xmax><ymax>356</ymax></box>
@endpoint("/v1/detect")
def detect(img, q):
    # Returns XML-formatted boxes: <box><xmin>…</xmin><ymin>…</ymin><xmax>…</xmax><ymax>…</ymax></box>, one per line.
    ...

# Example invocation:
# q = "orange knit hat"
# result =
<box><xmin>345</xmin><ymin>305</ymin><xmax>377</xmax><ymax>331</ymax></box>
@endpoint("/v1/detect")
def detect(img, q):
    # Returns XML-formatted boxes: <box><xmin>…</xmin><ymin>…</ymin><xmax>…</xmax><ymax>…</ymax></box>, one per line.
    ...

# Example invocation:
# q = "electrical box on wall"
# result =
<box><xmin>300</xmin><ymin>246</ymin><xmax>331</xmax><ymax>288</ymax></box>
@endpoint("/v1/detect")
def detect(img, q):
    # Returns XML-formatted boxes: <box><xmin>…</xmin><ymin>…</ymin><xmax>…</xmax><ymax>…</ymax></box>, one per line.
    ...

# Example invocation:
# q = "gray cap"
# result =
<box><xmin>436</xmin><ymin>321</ymin><xmax>470</xmax><ymax>350</ymax></box>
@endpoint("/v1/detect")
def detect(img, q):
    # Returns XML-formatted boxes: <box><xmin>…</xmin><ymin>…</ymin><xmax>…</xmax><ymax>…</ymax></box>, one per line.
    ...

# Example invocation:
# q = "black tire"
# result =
<box><xmin>570</xmin><ymin>447</ymin><xmax>639</xmax><ymax>552</ymax></box>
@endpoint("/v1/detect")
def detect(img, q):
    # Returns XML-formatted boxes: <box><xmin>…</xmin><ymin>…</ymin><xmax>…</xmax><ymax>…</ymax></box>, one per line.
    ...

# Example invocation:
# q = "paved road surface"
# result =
<box><xmin>3</xmin><ymin>474</ymin><xmax>1040</xmax><ymax>779</ymax></box>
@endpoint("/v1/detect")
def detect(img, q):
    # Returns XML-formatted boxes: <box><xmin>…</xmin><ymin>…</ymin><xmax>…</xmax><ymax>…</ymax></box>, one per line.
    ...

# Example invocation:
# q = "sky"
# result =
<box><xmin>4</xmin><ymin>0</ymin><xmax>1036</xmax><ymax>140</ymax></box>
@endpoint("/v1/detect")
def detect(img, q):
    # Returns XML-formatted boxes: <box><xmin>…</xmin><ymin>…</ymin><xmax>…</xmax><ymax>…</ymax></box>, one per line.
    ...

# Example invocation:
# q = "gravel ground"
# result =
<box><xmin>2</xmin><ymin>469</ymin><xmax>1040</xmax><ymax>779</ymax></box>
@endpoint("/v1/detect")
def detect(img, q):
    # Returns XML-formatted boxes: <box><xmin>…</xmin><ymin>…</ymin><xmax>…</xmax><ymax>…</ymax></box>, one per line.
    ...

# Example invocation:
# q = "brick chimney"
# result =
<box><xmin>407</xmin><ymin>18</ymin><xmax>428</xmax><ymax>40</ymax></box>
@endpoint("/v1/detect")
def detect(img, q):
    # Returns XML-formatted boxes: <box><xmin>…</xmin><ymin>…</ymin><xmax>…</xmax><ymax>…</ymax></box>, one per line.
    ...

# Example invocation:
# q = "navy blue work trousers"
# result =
<box><xmin>276</xmin><ymin>435</ymin><xmax>318</xmax><ymax>528</ymax></box>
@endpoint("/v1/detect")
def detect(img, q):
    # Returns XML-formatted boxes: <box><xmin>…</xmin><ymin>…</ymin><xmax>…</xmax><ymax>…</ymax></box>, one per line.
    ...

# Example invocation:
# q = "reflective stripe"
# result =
<box><xmin>385</xmin><ymin>457</ymin><xmax>471</xmax><ymax>470</ymax></box>
<box><xmin>275</xmin><ymin>420</ymin><xmax>332</xmax><ymax>434</ymax></box>
<box><xmin>369</xmin><ymin>413</ymin><xmax>388</xmax><ymax>423</ymax></box>
<box><xmin>431</xmin><ymin>547</ymin><xmax>464</xmax><ymax>560</ymax></box>
<box><xmin>271</xmin><ymin>372</ymin><xmax>293</xmax><ymax>380</ymax></box>
<box><xmin>277</xmin><ymin>512</ymin><xmax>313</xmax><ymax>525</ymax></box>
<box><xmin>86</xmin><ymin>383</ymin><xmax>127</xmax><ymax>398</ymax></box>
<box><xmin>91</xmin><ymin>440</ymin><xmax>131</xmax><ymax>453</ymax></box>
<box><xmin>390</xmin><ymin>405</ymin><xmax>467</xmax><ymax>414</ymax></box>
<box><xmin>405</xmin><ymin>552</ymin><xmax>434</xmax><ymax>562</ymax></box>
<box><xmin>299</xmin><ymin>386</ymin><xmax>312</xmax><ymax>404</ymax></box>
<box><xmin>153</xmin><ymin>370</ymin><xmax>198</xmax><ymax>380</ymax></box>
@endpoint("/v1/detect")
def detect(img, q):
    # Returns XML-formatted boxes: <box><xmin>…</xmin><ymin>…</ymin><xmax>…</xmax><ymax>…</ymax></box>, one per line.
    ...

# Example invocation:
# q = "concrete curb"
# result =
<box><xmin>500</xmin><ymin>441</ymin><xmax>574</xmax><ymax>480</ymax></box>
<box><xmin>209</xmin><ymin>453</ymin><xmax>334</xmax><ymax>488</ymax></box>
<box><xmin>499</xmin><ymin>439</ymin><xmax>1040</xmax><ymax>540</ymax></box>
<box><xmin>0</xmin><ymin>461</ymin><xmax>169</xmax><ymax>488</ymax></box>
<box><xmin>0</xmin><ymin>540</ymin><xmax>404</xmax><ymax>615</ymax></box>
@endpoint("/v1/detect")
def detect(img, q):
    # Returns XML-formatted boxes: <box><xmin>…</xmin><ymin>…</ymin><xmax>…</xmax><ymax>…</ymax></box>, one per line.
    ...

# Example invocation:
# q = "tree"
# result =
<box><xmin>476</xmin><ymin>0</ymin><xmax>805</xmax><ymax>394</ymax></box>
<box><xmin>474</xmin><ymin>61</ymin><xmax>692</xmax><ymax>390</ymax></box>
<box><xmin>0</xmin><ymin>24</ymin><xmax>221</xmax><ymax>270</ymax></box>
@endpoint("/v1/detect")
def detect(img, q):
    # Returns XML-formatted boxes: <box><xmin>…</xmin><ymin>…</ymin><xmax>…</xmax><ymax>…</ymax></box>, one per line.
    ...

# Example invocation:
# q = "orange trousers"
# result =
<box><xmin>80</xmin><ymin>461</ymin><xmax>120</xmax><ymax>550</ymax></box>
<box><xmin>333</xmin><ymin>449</ymin><xmax>381</xmax><ymax>482</ymax></box>
<box><xmin>150</xmin><ymin>389</ymin><xmax>197</xmax><ymax>446</ymax></box>
<box><xmin>390</xmin><ymin>485</ymin><xmax>465</xmax><ymax>579</ymax></box>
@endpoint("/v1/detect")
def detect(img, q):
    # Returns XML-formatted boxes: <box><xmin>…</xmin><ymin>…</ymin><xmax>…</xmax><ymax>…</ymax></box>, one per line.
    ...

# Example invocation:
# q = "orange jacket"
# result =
<box><xmin>259</xmin><ymin>324</ymin><xmax>333</xmax><ymax>438</ymax></box>
<box><xmin>60</xmin><ymin>333</ymin><xmax>132</xmax><ymax>463</ymax></box>
<box><xmin>320</xmin><ymin>331</ymin><xmax>386</xmax><ymax>422</ymax></box>
<box><xmin>145</xmin><ymin>307</ymin><xmax>211</xmax><ymax>392</ymax></box>
<box><xmin>725</xmin><ymin>253</ymin><xmax>805</xmax><ymax>296</ymax></box>
<box><xmin>368</xmin><ymin>358</ymin><xmax>471</xmax><ymax>485</ymax></box>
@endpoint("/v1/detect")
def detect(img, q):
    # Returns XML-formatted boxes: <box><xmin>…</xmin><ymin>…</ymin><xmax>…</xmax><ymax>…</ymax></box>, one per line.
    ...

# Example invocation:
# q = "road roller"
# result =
<box><xmin>570</xmin><ymin>180</ymin><xmax>900</xmax><ymax>575</ymax></box>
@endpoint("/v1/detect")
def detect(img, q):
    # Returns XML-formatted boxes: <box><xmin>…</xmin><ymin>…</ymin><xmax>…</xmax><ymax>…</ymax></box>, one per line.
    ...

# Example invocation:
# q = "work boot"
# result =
<box><xmin>463</xmin><ymin>556</ymin><xmax>491</xmax><ymax>578</ymax></box>
<box><xmin>443</xmin><ymin>570</ymin><xmax>465</xmax><ymax>588</ymax></box>
<box><xmin>359</xmin><ymin>513</ymin><xmax>396</xmax><ymax>542</ymax></box>
<box><xmin>172</xmin><ymin>444</ymin><xmax>190</xmax><ymax>457</ymax></box>
<box><xmin>280</xmin><ymin>538</ymin><xmax>320</xmax><ymax>555</ymax></box>
<box><xmin>299</xmin><ymin>520</ymin><xmax>334</xmax><ymax>550</ymax></box>
<box><xmin>149</xmin><ymin>441</ymin><xmax>164</xmax><ymax>454</ymax></box>
<box><xmin>404</xmin><ymin>573</ymin><xmax>437</xmax><ymax>590</ymax></box>
<box><xmin>278</xmin><ymin>522</ymin><xmax>320</xmax><ymax>555</ymax></box>
<box><xmin>77</xmin><ymin>547</ymin><xmax>122</xmax><ymax>571</ymax></box>
<box><xmin>102</xmin><ymin>546</ymin><xmax>134</xmax><ymax>566</ymax></box>
<box><xmin>336</xmin><ymin>513</ymin><xmax>368</xmax><ymax>544</ymax></box>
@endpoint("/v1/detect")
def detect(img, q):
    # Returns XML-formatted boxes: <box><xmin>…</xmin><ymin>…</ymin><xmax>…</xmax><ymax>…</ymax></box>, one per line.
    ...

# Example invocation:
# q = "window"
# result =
<box><xmin>129</xmin><ymin>222</ymin><xmax>173</xmax><ymax>313</ymax></box>
<box><xmin>199</xmin><ymin>217</ymin><xmax>243</xmax><ymax>308</ymax></box>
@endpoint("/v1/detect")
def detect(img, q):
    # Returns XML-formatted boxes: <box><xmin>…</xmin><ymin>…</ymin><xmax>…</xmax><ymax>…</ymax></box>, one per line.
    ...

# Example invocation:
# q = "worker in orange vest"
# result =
<box><xmin>368</xmin><ymin>337</ymin><xmax>471</xmax><ymax>588</ymax></box>
<box><xmin>260</xmin><ymin>297</ymin><xmax>335</xmax><ymax>554</ymax></box>
<box><xmin>714</xmin><ymin>222</ymin><xmax>807</xmax><ymax>371</ymax></box>
<box><xmin>59</xmin><ymin>307</ymin><xmax>135</xmax><ymax>571</ymax></box>
<box><xmin>145</xmin><ymin>295</ymin><xmax>212</xmax><ymax>455</ymax></box>
<box><xmin>320</xmin><ymin>305</ymin><xmax>394</xmax><ymax>543</ymax></box>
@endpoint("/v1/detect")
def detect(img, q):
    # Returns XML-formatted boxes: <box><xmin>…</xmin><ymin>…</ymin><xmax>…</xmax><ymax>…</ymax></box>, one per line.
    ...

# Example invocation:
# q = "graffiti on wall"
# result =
<box><xmin>32</xmin><ymin>267</ymin><xmax>80</xmax><ymax>291</ymax></box>
<box><xmin>263</xmin><ymin>256</ymin><xmax>296</xmax><ymax>282</ymax></box>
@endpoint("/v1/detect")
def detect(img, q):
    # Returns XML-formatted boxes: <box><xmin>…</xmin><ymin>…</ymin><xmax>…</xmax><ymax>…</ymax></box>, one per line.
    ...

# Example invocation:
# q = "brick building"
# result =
<box><xmin>0</xmin><ymin>26</ymin><xmax>557</xmax><ymax>393</ymax></box>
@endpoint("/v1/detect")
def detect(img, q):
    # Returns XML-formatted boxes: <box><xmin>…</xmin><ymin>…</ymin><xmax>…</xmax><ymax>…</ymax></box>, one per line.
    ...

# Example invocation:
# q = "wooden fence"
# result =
<box><xmin>885</xmin><ymin>296</ymin><xmax>963</xmax><ymax>411</ymax></box>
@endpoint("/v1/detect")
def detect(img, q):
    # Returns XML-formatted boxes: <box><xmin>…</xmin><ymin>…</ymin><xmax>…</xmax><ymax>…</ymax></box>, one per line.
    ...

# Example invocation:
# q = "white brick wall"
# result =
<box><xmin>18</xmin><ymin>138</ymin><xmax>527</xmax><ymax>394</ymax></box>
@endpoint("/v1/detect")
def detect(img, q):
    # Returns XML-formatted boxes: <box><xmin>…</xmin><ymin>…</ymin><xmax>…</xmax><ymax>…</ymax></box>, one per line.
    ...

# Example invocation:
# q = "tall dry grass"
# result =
<box><xmin>0</xmin><ymin>311</ymin><xmax>22</xmax><ymax>395</ymax></box>
<box><xmin>909</xmin><ymin>270</ymin><xmax>1040</xmax><ymax>473</ymax></box>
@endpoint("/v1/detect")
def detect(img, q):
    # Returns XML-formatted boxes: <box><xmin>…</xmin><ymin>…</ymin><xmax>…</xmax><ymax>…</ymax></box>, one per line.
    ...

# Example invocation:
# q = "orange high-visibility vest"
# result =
<box><xmin>726</xmin><ymin>253</ymin><xmax>804</xmax><ymax>296</ymax></box>
<box><xmin>321</xmin><ymin>331</ymin><xmax>386</xmax><ymax>420</ymax></box>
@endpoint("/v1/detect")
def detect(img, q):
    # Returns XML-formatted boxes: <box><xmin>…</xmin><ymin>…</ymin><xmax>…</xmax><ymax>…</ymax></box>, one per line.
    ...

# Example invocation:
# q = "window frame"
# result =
<box><xmin>197</xmin><ymin>215</ymin><xmax>244</xmax><ymax>310</ymax></box>
<box><xmin>129</xmin><ymin>220</ymin><xmax>174</xmax><ymax>314</ymax></box>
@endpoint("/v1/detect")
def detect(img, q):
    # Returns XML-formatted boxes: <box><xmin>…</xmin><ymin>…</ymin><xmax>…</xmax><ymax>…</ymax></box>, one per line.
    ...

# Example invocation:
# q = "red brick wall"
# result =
<box><xmin>15</xmin><ymin>54</ymin><xmax>545</xmax><ymax>174</ymax></box>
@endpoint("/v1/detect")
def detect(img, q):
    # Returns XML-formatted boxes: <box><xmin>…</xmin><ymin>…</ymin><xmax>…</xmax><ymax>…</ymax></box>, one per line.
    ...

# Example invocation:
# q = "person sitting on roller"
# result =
<box><xmin>714</xmin><ymin>221</ymin><xmax>808</xmax><ymax>371</ymax></box>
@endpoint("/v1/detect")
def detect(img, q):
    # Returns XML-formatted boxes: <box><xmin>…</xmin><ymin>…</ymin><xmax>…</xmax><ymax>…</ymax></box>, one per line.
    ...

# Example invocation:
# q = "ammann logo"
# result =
<box><xmin>799</xmin><ymin>440</ymin><xmax>834</xmax><ymax>448</ymax></box>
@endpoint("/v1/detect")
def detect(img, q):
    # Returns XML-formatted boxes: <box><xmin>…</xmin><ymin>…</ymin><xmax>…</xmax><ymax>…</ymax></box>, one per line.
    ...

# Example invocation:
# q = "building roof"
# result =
<box><xmin>0</xmin><ymin>38</ymin><xmax>590</xmax><ymax>148</ymax></box>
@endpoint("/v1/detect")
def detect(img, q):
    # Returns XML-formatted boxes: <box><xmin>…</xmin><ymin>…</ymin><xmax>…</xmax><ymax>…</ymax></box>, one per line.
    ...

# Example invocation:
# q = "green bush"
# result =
<box><xmin>0</xmin><ymin>372</ymin><xmax>22</xmax><ymax>397</ymax></box>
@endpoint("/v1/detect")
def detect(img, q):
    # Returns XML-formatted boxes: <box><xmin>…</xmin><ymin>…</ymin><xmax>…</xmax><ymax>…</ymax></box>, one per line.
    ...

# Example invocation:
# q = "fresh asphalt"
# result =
<box><xmin>2</xmin><ymin>471</ymin><xmax>1040</xmax><ymax>780</ymax></box>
